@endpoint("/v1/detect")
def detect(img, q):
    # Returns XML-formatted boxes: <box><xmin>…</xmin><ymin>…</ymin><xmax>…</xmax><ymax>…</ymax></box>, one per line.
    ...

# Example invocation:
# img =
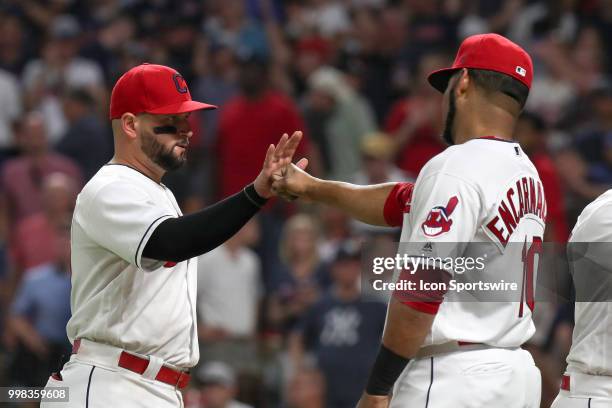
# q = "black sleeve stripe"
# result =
<box><xmin>134</xmin><ymin>215</ymin><xmax>174</xmax><ymax>268</ymax></box>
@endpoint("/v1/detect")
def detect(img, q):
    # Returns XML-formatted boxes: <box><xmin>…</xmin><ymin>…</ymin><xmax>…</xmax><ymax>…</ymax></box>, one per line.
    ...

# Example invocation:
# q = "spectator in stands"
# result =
<box><xmin>284</xmin><ymin>365</ymin><xmax>326</xmax><ymax>408</ymax></box>
<box><xmin>288</xmin><ymin>241</ymin><xmax>386</xmax><ymax>408</ymax></box>
<box><xmin>81</xmin><ymin>14</ymin><xmax>136</xmax><ymax>82</ymax></box>
<box><xmin>57</xmin><ymin>88</ymin><xmax>112</xmax><ymax>181</ymax></box>
<box><xmin>7</xmin><ymin>226</ymin><xmax>71</xmax><ymax>387</ymax></box>
<box><xmin>292</xmin><ymin>36</ymin><xmax>331</xmax><ymax>97</ymax></box>
<box><xmin>304</xmin><ymin>66</ymin><xmax>375</xmax><ymax>180</ymax></box>
<box><xmin>508</xmin><ymin>0</ymin><xmax>579</xmax><ymax>49</ymax></box>
<box><xmin>301</xmin><ymin>0</ymin><xmax>351</xmax><ymax>39</ymax></box>
<box><xmin>216</xmin><ymin>54</ymin><xmax>311</xmax><ymax>276</ymax></box>
<box><xmin>556</xmin><ymin>82</ymin><xmax>612</xmax><ymax>218</ymax></box>
<box><xmin>515</xmin><ymin>112</ymin><xmax>569</xmax><ymax>242</ymax></box>
<box><xmin>217</xmin><ymin>55</ymin><xmax>309</xmax><ymax>198</ymax></box>
<box><xmin>399</xmin><ymin>0</ymin><xmax>457</xmax><ymax>73</ymax></box>
<box><xmin>340</xmin><ymin>4</ymin><xmax>407</xmax><ymax>122</ymax></box>
<box><xmin>350</xmin><ymin>132</ymin><xmax>408</xmax><ymax>234</ymax></box>
<box><xmin>22</xmin><ymin>15</ymin><xmax>104</xmax><ymax>143</ymax></box>
<box><xmin>0</xmin><ymin>67</ymin><xmax>21</xmax><ymax>155</ymax></box>
<box><xmin>268</xmin><ymin>214</ymin><xmax>328</xmax><ymax>333</ymax></box>
<box><xmin>11</xmin><ymin>173</ymin><xmax>76</xmax><ymax>277</ymax></box>
<box><xmin>0</xmin><ymin>13</ymin><xmax>31</xmax><ymax>76</ymax></box>
<box><xmin>194</xmin><ymin>361</ymin><xmax>254</xmax><ymax>408</ymax></box>
<box><xmin>197</xmin><ymin>218</ymin><xmax>262</xmax><ymax>374</ymax></box>
<box><xmin>0</xmin><ymin>112</ymin><xmax>81</xmax><ymax>228</ymax></box>
<box><xmin>351</xmin><ymin>132</ymin><xmax>408</xmax><ymax>185</ymax></box>
<box><xmin>317</xmin><ymin>206</ymin><xmax>352</xmax><ymax>264</ymax></box>
<box><xmin>192</xmin><ymin>41</ymin><xmax>239</xmax><ymax>147</ymax></box>
<box><xmin>203</xmin><ymin>0</ymin><xmax>269</xmax><ymax>60</ymax></box>
<box><xmin>384</xmin><ymin>51</ymin><xmax>448</xmax><ymax>178</ymax></box>
<box><xmin>191</xmin><ymin>40</ymin><xmax>240</xmax><ymax>202</ymax></box>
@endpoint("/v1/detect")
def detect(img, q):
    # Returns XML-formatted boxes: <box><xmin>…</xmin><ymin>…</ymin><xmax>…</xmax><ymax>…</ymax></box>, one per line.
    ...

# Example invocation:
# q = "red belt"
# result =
<box><xmin>118</xmin><ymin>352</ymin><xmax>190</xmax><ymax>389</ymax></box>
<box><xmin>72</xmin><ymin>339</ymin><xmax>190</xmax><ymax>389</ymax></box>
<box><xmin>561</xmin><ymin>375</ymin><xmax>570</xmax><ymax>391</ymax></box>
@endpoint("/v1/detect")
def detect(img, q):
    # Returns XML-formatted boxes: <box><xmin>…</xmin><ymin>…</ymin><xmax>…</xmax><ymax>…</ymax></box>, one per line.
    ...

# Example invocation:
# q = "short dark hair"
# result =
<box><xmin>467</xmin><ymin>69</ymin><xmax>529</xmax><ymax>109</ymax></box>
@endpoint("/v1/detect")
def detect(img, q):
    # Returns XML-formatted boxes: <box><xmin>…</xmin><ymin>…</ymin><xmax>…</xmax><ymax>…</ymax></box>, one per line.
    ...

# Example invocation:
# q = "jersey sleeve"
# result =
<box><xmin>78</xmin><ymin>181</ymin><xmax>175</xmax><ymax>271</ymax></box>
<box><xmin>383</xmin><ymin>182</ymin><xmax>414</xmax><ymax>227</ymax></box>
<box><xmin>393</xmin><ymin>172</ymin><xmax>481</xmax><ymax>314</ymax></box>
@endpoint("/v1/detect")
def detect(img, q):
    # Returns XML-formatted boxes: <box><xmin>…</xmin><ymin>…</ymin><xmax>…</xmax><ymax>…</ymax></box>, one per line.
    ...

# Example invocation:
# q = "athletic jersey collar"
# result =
<box><xmin>476</xmin><ymin>136</ymin><xmax>516</xmax><ymax>143</ymax></box>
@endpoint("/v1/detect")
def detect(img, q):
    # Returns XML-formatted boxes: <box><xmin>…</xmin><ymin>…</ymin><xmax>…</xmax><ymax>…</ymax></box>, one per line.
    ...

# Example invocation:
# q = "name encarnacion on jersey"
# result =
<box><xmin>485</xmin><ymin>176</ymin><xmax>546</xmax><ymax>246</ymax></box>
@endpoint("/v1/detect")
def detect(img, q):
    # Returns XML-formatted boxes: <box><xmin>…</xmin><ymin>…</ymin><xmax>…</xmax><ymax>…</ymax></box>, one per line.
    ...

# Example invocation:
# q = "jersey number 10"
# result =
<box><xmin>519</xmin><ymin>236</ymin><xmax>543</xmax><ymax>318</ymax></box>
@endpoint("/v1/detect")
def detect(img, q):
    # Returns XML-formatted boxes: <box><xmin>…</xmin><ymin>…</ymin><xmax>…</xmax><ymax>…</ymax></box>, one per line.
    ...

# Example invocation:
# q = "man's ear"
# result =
<box><xmin>121</xmin><ymin>113</ymin><xmax>139</xmax><ymax>140</ymax></box>
<box><xmin>455</xmin><ymin>68</ymin><xmax>470</xmax><ymax>98</ymax></box>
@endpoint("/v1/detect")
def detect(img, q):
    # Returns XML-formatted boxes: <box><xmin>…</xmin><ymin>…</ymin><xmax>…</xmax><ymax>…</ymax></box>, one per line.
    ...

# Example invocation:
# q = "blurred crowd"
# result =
<box><xmin>0</xmin><ymin>0</ymin><xmax>610</xmax><ymax>407</ymax></box>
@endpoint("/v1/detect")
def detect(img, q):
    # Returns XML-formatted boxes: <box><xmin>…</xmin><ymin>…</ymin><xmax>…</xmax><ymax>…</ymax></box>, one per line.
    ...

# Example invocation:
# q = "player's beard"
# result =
<box><xmin>442</xmin><ymin>82</ymin><xmax>457</xmax><ymax>146</ymax></box>
<box><xmin>141</xmin><ymin>130</ymin><xmax>186</xmax><ymax>171</ymax></box>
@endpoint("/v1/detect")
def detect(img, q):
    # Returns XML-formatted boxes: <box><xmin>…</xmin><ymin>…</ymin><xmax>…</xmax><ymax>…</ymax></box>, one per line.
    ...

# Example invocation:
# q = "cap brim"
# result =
<box><xmin>427</xmin><ymin>67</ymin><xmax>461</xmax><ymax>93</ymax></box>
<box><xmin>147</xmin><ymin>100</ymin><xmax>217</xmax><ymax>115</ymax></box>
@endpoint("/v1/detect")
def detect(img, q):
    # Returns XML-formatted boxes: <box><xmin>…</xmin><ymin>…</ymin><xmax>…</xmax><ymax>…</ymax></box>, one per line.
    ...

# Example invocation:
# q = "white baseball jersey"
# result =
<box><xmin>565</xmin><ymin>189</ymin><xmax>612</xmax><ymax>376</ymax></box>
<box><xmin>398</xmin><ymin>137</ymin><xmax>546</xmax><ymax>347</ymax></box>
<box><xmin>66</xmin><ymin>164</ymin><xmax>199</xmax><ymax>368</ymax></box>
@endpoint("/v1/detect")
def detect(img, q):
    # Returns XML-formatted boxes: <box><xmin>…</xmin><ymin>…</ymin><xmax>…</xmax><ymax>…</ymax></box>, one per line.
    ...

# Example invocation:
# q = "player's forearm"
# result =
<box><xmin>143</xmin><ymin>184</ymin><xmax>266</xmax><ymax>262</ymax></box>
<box><xmin>307</xmin><ymin>179</ymin><xmax>397</xmax><ymax>226</ymax></box>
<box><xmin>363</xmin><ymin>298</ymin><xmax>434</xmax><ymax>398</ymax></box>
<box><xmin>382</xmin><ymin>297</ymin><xmax>435</xmax><ymax>358</ymax></box>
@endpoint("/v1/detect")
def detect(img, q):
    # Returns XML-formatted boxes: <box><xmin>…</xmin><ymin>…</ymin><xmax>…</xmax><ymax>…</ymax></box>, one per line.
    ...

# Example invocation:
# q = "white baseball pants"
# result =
<box><xmin>41</xmin><ymin>343</ymin><xmax>184</xmax><ymax>408</ymax></box>
<box><xmin>390</xmin><ymin>347</ymin><xmax>541</xmax><ymax>408</ymax></box>
<box><xmin>551</xmin><ymin>372</ymin><xmax>612</xmax><ymax>408</ymax></box>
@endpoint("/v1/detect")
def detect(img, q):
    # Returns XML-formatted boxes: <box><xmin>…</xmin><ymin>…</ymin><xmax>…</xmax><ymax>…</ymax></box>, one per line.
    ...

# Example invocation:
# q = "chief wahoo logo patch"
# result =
<box><xmin>421</xmin><ymin>196</ymin><xmax>459</xmax><ymax>237</ymax></box>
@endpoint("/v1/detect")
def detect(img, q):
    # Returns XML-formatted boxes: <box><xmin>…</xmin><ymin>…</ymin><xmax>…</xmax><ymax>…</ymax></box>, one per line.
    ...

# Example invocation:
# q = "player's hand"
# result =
<box><xmin>253</xmin><ymin>131</ymin><xmax>303</xmax><ymax>198</ymax></box>
<box><xmin>356</xmin><ymin>393</ymin><xmax>390</xmax><ymax>408</ymax></box>
<box><xmin>270</xmin><ymin>159</ymin><xmax>313</xmax><ymax>201</ymax></box>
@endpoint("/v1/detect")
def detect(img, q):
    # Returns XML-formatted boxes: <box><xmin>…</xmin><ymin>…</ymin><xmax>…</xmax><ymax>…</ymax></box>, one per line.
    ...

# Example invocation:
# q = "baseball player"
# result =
<box><xmin>41</xmin><ymin>63</ymin><xmax>303</xmax><ymax>407</ymax></box>
<box><xmin>273</xmin><ymin>33</ymin><xmax>543</xmax><ymax>407</ymax></box>
<box><xmin>551</xmin><ymin>189</ymin><xmax>612</xmax><ymax>407</ymax></box>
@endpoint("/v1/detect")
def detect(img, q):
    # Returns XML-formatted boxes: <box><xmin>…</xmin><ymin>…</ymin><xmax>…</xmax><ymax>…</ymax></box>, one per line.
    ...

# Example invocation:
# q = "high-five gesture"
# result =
<box><xmin>253</xmin><ymin>131</ymin><xmax>303</xmax><ymax>198</ymax></box>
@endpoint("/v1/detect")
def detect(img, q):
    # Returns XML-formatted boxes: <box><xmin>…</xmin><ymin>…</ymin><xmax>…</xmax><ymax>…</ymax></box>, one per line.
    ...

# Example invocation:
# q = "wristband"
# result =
<box><xmin>365</xmin><ymin>344</ymin><xmax>411</xmax><ymax>396</ymax></box>
<box><xmin>243</xmin><ymin>184</ymin><xmax>268</xmax><ymax>208</ymax></box>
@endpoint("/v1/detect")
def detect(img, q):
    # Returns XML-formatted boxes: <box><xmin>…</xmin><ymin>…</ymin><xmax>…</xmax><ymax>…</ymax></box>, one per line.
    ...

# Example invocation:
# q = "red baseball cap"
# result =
<box><xmin>428</xmin><ymin>33</ymin><xmax>533</xmax><ymax>93</ymax></box>
<box><xmin>109</xmin><ymin>63</ymin><xmax>217</xmax><ymax>119</ymax></box>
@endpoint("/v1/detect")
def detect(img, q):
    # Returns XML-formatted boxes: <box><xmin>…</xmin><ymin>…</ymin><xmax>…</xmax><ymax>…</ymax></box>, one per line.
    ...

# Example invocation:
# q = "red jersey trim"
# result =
<box><xmin>399</xmin><ymin>300</ymin><xmax>441</xmax><ymax>314</ymax></box>
<box><xmin>383</xmin><ymin>182</ymin><xmax>414</xmax><ymax>227</ymax></box>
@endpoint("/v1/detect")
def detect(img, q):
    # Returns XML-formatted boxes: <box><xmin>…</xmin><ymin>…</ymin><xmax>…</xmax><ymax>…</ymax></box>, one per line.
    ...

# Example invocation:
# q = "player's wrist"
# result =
<box><xmin>365</xmin><ymin>344</ymin><xmax>410</xmax><ymax>396</ymax></box>
<box><xmin>252</xmin><ymin>174</ymin><xmax>273</xmax><ymax>199</ymax></box>
<box><xmin>303</xmin><ymin>176</ymin><xmax>325</xmax><ymax>201</ymax></box>
<box><xmin>244</xmin><ymin>183</ymin><xmax>269</xmax><ymax>206</ymax></box>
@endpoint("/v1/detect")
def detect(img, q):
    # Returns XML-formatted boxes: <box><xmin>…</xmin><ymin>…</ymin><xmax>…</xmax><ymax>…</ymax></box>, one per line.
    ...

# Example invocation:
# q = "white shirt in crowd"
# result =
<box><xmin>197</xmin><ymin>245</ymin><xmax>262</xmax><ymax>337</ymax></box>
<box><xmin>0</xmin><ymin>69</ymin><xmax>21</xmax><ymax>148</ymax></box>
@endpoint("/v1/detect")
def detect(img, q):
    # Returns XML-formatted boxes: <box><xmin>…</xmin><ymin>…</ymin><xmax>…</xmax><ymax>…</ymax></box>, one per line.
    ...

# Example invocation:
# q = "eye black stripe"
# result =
<box><xmin>153</xmin><ymin>125</ymin><xmax>178</xmax><ymax>134</ymax></box>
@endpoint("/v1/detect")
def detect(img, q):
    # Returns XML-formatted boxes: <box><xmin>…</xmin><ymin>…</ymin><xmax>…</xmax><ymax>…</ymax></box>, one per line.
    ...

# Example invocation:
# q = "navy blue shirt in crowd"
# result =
<box><xmin>296</xmin><ymin>291</ymin><xmax>387</xmax><ymax>408</ymax></box>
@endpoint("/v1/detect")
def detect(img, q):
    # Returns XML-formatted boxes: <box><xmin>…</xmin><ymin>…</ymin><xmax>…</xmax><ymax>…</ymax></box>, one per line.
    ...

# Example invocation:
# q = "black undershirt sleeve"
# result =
<box><xmin>142</xmin><ymin>184</ymin><xmax>267</xmax><ymax>262</ymax></box>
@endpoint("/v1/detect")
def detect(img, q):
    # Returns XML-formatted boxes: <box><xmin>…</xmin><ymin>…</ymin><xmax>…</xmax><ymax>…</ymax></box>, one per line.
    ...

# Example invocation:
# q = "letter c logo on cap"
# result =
<box><xmin>173</xmin><ymin>73</ymin><xmax>188</xmax><ymax>94</ymax></box>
